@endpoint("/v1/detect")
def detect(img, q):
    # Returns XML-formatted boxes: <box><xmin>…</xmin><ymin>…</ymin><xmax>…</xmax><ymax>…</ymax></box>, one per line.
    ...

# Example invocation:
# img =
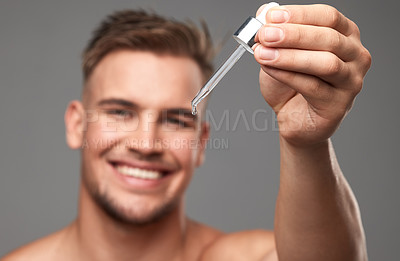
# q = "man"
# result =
<box><xmin>3</xmin><ymin>3</ymin><xmax>371</xmax><ymax>261</ymax></box>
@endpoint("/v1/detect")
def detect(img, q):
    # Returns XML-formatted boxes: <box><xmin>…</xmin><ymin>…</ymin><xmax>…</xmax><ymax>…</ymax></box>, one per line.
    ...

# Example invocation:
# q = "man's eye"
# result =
<box><xmin>106</xmin><ymin>109</ymin><xmax>133</xmax><ymax>118</ymax></box>
<box><xmin>165</xmin><ymin>118</ymin><xmax>189</xmax><ymax>127</ymax></box>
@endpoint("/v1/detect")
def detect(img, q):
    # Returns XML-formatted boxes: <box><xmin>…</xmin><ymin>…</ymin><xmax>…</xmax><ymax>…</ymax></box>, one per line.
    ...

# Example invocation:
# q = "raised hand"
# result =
<box><xmin>254</xmin><ymin>4</ymin><xmax>371</xmax><ymax>147</ymax></box>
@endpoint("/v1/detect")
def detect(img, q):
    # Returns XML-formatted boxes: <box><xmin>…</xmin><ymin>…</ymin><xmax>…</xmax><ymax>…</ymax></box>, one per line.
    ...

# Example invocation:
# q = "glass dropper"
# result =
<box><xmin>191</xmin><ymin>2</ymin><xmax>279</xmax><ymax>115</ymax></box>
<box><xmin>191</xmin><ymin>45</ymin><xmax>246</xmax><ymax>115</ymax></box>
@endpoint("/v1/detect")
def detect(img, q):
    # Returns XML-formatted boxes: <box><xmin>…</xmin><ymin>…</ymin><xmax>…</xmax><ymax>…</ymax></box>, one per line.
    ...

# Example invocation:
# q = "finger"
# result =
<box><xmin>260</xmin><ymin>65</ymin><xmax>338</xmax><ymax>112</ymax></box>
<box><xmin>257</xmin><ymin>23</ymin><xmax>360</xmax><ymax>61</ymax></box>
<box><xmin>254</xmin><ymin>45</ymin><xmax>351</xmax><ymax>86</ymax></box>
<box><xmin>254</xmin><ymin>43</ymin><xmax>298</xmax><ymax>112</ymax></box>
<box><xmin>265</xmin><ymin>4</ymin><xmax>359</xmax><ymax>37</ymax></box>
<box><xmin>258</xmin><ymin>67</ymin><xmax>297</xmax><ymax>112</ymax></box>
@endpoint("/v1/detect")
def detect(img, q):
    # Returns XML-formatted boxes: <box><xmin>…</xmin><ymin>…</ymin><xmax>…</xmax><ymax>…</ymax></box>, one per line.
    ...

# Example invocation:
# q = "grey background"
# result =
<box><xmin>0</xmin><ymin>0</ymin><xmax>398</xmax><ymax>260</ymax></box>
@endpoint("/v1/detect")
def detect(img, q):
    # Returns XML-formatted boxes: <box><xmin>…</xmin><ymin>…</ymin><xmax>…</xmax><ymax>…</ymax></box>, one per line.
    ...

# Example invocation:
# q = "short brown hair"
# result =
<box><xmin>82</xmin><ymin>10</ymin><xmax>215</xmax><ymax>82</ymax></box>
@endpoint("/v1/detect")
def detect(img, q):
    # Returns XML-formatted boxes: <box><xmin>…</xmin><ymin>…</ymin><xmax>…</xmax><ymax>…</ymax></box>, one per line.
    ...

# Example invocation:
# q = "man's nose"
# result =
<box><xmin>126</xmin><ymin>111</ymin><xmax>163</xmax><ymax>156</ymax></box>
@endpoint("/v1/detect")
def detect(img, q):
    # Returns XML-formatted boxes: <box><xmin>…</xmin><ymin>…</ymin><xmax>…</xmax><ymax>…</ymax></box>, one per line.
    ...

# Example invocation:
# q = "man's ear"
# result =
<box><xmin>195</xmin><ymin>121</ymin><xmax>210</xmax><ymax>167</ymax></box>
<box><xmin>64</xmin><ymin>100</ymin><xmax>85</xmax><ymax>149</ymax></box>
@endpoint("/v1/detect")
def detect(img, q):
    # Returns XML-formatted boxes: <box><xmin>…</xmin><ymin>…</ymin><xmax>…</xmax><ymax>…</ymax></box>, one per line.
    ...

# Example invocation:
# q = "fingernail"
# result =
<box><xmin>270</xmin><ymin>10</ymin><xmax>289</xmax><ymax>23</ymax></box>
<box><xmin>264</xmin><ymin>27</ymin><xmax>283</xmax><ymax>42</ymax></box>
<box><xmin>258</xmin><ymin>46</ymin><xmax>278</xmax><ymax>60</ymax></box>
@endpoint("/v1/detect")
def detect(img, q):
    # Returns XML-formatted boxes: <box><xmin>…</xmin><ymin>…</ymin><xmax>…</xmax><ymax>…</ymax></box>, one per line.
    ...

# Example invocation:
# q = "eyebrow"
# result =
<box><xmin>97</xmin><ymin>98</ymin><xmax>138</xmax><ymax>108</ymax></box>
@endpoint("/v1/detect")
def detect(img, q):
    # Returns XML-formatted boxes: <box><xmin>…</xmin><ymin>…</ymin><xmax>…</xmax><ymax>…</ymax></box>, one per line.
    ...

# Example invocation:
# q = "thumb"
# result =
<box><xmin>255</xmin><ymin>44</ymin><xmax>296</xmax><ymax>112</ymax></box>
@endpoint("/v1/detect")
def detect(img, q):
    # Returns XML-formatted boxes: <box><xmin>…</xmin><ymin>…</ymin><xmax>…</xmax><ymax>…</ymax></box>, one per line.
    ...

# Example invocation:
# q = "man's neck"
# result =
<box><xmin>70</xmin><ymin>184</ymin><xmax>188</xmax><ymax>261</ymax></box>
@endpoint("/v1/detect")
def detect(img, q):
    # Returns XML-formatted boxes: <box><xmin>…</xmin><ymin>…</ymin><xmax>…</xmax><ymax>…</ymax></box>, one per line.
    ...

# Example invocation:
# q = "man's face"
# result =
<box><xmin>74</xmin><ymin>50</ymin><xmax>208</xmax><ymax>224</ymax></box>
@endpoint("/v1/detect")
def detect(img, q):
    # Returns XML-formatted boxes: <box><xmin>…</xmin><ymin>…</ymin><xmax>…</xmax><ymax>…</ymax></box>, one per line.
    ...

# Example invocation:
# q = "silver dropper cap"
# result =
<box><xmin>233</xmin><ymin>17</ymin><xmax>264</xmax><ymax>54</ymax></box>
<box><xmin>232</xmin><ymin>2</ymin><xmax>280</xmax><ymax>52</ymax></box>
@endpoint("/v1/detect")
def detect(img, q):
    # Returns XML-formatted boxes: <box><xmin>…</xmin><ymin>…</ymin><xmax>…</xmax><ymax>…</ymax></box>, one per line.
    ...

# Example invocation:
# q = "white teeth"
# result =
<box><xmin>116</xmin><ymin>165</ymin><xmax>162</xmax><ymax>180</ymax></box>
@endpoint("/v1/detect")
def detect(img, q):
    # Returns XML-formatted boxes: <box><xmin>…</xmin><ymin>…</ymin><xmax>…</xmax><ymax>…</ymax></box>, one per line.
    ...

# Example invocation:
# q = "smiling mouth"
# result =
<box><xmin>115</xmin><ymin>165</ymin><xmax>164</xmax><ymax>180</ymax></box>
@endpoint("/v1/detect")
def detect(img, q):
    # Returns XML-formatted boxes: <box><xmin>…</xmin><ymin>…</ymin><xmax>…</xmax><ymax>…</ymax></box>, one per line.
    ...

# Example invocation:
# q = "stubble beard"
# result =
<box><xmin>82</xmin><ymin>172</ymin><xmax>179</xmax><ymax>226</ymax></box>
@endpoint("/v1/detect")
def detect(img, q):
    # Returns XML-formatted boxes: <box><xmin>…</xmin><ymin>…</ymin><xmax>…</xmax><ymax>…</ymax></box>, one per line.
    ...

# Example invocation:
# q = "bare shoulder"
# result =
<box><xmin>2</xmin><ymin>226</ymin><xmax>72</xmax><ymax>261</ymax></box>
<box><xmin>200</xmin><ymin>229</ymin><xmax>277</xmax><ymax>261</ymax></box>
<box><xmin>185</xmin><ymin>218</ymin><xmax>224</xmax><ymax>260</ymax></box>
